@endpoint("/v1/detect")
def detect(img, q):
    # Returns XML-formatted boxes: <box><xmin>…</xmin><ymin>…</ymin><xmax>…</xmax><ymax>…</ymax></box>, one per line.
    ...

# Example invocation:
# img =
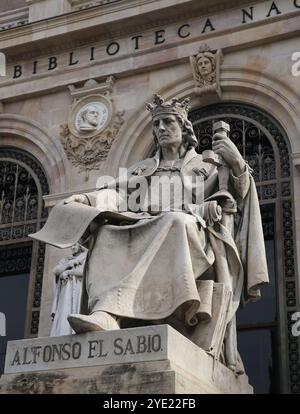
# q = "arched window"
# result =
<box><xmin>189</xmin><ymin>103</ymin><xmax>300</xmax><ymax>394</ymax></box>
<box><xmin>0</xmin><ymin>148</ymin><xmax>49</xmax><ymax>374</ymax></box>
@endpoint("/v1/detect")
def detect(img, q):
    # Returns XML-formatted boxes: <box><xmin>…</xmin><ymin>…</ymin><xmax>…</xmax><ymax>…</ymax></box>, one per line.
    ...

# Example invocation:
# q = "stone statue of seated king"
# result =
<box><xmin>59</xmin><ymin>94</ymin><xmax>269</xmax><ymax>375</ymax></box>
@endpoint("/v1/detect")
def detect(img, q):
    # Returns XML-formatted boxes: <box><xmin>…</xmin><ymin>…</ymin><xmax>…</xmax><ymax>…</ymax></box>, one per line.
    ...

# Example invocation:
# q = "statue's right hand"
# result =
<box><xmin>64</xmin><ymin>194</ymin><xmax>89</xmax><ymax>205</ymax></box>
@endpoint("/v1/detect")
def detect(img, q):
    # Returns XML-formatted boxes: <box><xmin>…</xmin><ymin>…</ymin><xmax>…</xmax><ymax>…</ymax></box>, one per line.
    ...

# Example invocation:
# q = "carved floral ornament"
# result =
<box><xmin>190</xmin><ymin>44</ymin><xmax>223</xmax><ymax>99</ymax></box>
<box><xmin>60</xmin><ymin>78</ymin><xmax>125</xmax><ymax>179</ymax></box>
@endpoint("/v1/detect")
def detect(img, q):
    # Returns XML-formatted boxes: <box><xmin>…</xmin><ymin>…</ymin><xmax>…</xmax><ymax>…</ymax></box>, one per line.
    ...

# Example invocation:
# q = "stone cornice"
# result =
<box><xmin>71</xmin><ymin>0</ymin><xmax>122</xmax><ymax>11</ymax></box>
<box><xmin>1</xmin><ymin>11</ymin><xmax>300</xmax><ymax>103</ymax></box>
<box><xmin>0</xmin><ymin>0</ymin><xmax>262</xmax><ymax>58</ymax></box>
<box><xmin>0</xmin><ymin>6</ymin><xmax>29</xmax><ymax>32</ymax></box>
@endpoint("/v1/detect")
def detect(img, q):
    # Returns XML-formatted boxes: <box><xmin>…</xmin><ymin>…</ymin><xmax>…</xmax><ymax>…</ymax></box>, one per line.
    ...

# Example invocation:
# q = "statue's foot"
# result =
<box><xmin>68</xmin><ymin>311</ymin><xmax>120</xmax><ymax>334</ymax></box>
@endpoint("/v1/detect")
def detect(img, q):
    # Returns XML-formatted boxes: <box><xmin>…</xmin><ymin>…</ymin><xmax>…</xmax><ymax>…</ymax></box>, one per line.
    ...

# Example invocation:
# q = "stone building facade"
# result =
<box><xmin>0</xmin><ymin>0</ymin><xmax>300</xmax><ymax>394</ymax></box>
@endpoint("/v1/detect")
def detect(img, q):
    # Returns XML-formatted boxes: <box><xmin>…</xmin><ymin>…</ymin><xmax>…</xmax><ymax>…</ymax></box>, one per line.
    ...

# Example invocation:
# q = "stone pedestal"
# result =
<box><xmin>0</xmin><ymin>325</ymin><xmax>253</xmax><ymax>394</ymax></box>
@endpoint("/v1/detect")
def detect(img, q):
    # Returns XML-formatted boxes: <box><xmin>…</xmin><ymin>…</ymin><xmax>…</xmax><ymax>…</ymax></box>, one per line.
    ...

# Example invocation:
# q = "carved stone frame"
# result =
<box><xmin>60</xmin><ymin>78</ymin><xmax>125</xmax><ymax>179</ymax></box>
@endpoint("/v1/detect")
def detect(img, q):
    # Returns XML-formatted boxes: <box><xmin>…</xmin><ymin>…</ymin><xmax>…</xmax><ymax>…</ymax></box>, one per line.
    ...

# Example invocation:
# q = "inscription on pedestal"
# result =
<box><xmin>5</xmin><ymin>326</ymin><xmax>167</xmax><ymax>374</ymax></box>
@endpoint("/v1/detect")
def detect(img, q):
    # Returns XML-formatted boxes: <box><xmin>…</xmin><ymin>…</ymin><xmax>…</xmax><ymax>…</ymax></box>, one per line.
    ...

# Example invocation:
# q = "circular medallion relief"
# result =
<box><xmin>69</xmin><ymin>94</ymin><xmax>113</xmax><ymax>138</ymax></box>
<box><xmin>75</xmin><ymin>102</ymin><xmax>109</xmax><ymax>133</ymax></box>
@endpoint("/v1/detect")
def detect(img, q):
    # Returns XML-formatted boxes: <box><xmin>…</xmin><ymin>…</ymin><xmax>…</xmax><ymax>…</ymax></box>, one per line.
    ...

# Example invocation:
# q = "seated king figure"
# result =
<box><xmin>64</xmin><ymin>94</ymin><xmax>269</xmax><ymax>374</ymax></box>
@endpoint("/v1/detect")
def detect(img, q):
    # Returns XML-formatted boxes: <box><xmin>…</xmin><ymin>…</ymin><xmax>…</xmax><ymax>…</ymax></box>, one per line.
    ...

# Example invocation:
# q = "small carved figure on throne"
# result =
<box><xmin>50</xmin><ymin>243</ymin><xmax>87</xmax><ymax>336</ymax></box>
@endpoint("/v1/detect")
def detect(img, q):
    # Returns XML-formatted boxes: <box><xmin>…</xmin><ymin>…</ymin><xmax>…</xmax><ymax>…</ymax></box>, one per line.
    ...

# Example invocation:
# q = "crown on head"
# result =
<box><xmin>146</xmin><ymin>94</ymin><xmax>191</xmax><ymax>120</ymax></box>
<box><xmin>198</xmin><ymin>43</ymin><xmax>211</xmax><ymax>53</ymax></box>
<box><xmin>196</xmin><ymin>44</ymin><xmax>216</xmax><ymax>62</ymax></box>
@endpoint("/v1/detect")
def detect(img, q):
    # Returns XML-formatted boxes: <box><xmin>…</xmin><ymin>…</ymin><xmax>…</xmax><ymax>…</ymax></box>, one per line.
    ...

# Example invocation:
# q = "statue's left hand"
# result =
<box><xmin>64</xmin><ymin>194</ymin><xmax>89</xmax><ymax>205</ymax></box>
<box><xmin>203</xmin><ymin>201</ymin><xmax>222</xmax><ymax>226</ymax></box>
<box><xmin>212</xmin><ymin>132</ymin><xmax>246</xmax><ymax>176</ymax></box>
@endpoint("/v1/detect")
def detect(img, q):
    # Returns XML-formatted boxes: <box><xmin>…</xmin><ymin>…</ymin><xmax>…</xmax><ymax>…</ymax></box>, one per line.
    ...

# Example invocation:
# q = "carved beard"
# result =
<box><xmin>86</xmin><ymin>117</ymin><xmax>98</xmax><ymax>127</ymax></box>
